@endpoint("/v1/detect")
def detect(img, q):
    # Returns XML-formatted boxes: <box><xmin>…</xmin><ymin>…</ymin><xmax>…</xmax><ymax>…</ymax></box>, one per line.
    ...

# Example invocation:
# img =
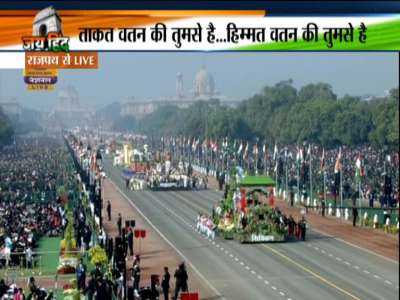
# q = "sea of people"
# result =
<box><xmin>0</xmin><ymin>137</ymin><xmax>70</xmax><ymax>268</ymax></box>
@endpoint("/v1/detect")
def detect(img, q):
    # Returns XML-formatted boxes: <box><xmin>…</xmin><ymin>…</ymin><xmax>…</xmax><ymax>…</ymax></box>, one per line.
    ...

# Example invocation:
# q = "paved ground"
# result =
<box><xmin>102</xmin><ymin>176</ymin><xmax>218</xmax><ymax>299</ymax></box>
<box><xmin>104</xmin><ymin>159</ymin><xmax>399</xmax><ymax>300</ymax></box>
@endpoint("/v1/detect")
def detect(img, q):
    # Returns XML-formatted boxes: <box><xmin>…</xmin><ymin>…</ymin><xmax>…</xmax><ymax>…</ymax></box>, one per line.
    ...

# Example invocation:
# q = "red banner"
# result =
<box><xmin>134</xmin><ymin>229</ymin><xmax>147</xmax><ymax>239</ymax></box>
<box><xmin>181</xmin><ymin>292</ymin><xmax>199</xmax><ymax>300</ymax></box>
<box><xmin>134</xmin><ymin>229</ymin><xmax>140</xmax><ymax>238</ymax></box>
<box><xmin>240</xmin><ymin>189</ymin><xmax>247</xmax><ymax>212</ymax></box>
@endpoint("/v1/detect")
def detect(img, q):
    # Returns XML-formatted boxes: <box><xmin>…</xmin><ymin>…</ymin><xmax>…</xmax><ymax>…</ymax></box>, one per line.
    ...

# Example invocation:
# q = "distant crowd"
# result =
<box><xmin>0</xmin><ymin>137</ymin><xmax>71</xmax><ymax>269</ymax></box>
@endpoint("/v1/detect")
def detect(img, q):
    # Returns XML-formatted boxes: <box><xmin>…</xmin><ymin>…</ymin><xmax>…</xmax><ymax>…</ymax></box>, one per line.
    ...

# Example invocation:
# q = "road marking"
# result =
<box><xmin>280</xmin><ymin>291</ymin><xmax>285</xmax><ymax>296</ymax></box>
<box><xmin>251</xmin><ymin>270</ymin><xmax>256</xmax><ymax>275</ymax></box>
<box><xmin>245</xmin><ymin>266</ymin><xmax>250</xmax><ymax>270</ymax></box>
<box><xmin>271</xmin><ymin>286</ymin><xmax>277</xmax><ymax>290</ymax></box>
<box><xmin>385</xmin><ymin>280</ymin><xmax>393</xmax><ymax>285</ymax></box>
<box><xmin>263</xmin><ymin>244</ymin><xmax>361</xmax><ymax>300</ymax></box>
<box><xmin>172</xmin><ymin>191</ymin><xmax>208</xmax><ymax>214</ymax></box>
<box><xmin>257</xmin><ymin>275</ymin><xmax>263</xmax><ymax>280</ymax></box>
<box><xmin>307</xmin><ymin>245</ymin><xmax>395</xmax><ymax>286</ymax></box>
<box><xmin>240</xmin><ymin>261</ymin><xmax>244</xmax><ymax>265</ymax></box>
<box><xmin>264</xmin><ymin>280</ymin><xmax>270</xmax><ymax>285</ymax></box>
<box><xmin>107</xmin><ymin>178</ymin><xmax>226</xmax><ymax>300</ymax></box>
<box><xmin>310</xmin><ymin>228</ymin><xmax>399</xmax><ymax>264</ymax></box>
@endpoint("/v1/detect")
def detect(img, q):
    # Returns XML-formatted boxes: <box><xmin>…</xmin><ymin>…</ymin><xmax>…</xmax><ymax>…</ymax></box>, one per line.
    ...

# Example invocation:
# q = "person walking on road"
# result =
<box><xmin>117</xmin><ymin>213</ymin><xmax>122</xmax><ymax>236</ymax></box>
<box><xmin>290</xmin><ymin>189</ymin><xmax>294</xmax><ymax>207</ymax></box>
<box><xmin>300</xmin><ymin>216</ymin><xmax>306</xmax><ymax>241</ymax></box>
<box><xmin>161</xmin><ymin>266</ymin><xmax>170</xmax><ymax>300</ymax></box>
<box><xmin>321</xmin><ymin>199</ymin><xmax>326</xmax><ymax>217</ymax></box>
<box><xmin>352</xmin><ymin>206</ymin><xmax>358</xmax><ymax>227</ymax></box>
<box><xmin>106</xmin><ymin>200</ymin><xmax>111</xmax><ymax>221</ymax></box>
<box><xmin>173</xmin><ymin>262</ymin><xmax>188</xmax><ymax>300</ymax></box>
<box><xmin>125</xmin><ymin>178</ymin><xmax>130</xmax><ymax>190</ymax></box>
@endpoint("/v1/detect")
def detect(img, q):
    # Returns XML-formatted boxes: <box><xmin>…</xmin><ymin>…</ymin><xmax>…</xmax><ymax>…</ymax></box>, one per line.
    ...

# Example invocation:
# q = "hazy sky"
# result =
<box><xmin>0</xmin><ymin>52</ymin><xmax>398</xmax><ymax>111</ymax></box>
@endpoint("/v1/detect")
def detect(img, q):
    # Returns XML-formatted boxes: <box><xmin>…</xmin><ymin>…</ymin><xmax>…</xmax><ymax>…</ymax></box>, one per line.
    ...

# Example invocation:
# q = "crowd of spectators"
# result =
<box><xmin>0</xmin><ymin>137</ymin><xmax>70</xmax><ymax>268</ymax></box>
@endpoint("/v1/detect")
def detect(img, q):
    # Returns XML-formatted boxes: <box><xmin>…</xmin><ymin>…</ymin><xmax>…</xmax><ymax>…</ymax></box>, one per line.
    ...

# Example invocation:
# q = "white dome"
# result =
<box><xmin>193</xmin><ymin>67</ymin><xmax>215</xmax><ymax>98</ymax></box>
<box><xmin>58</xmin><ymin>85</ymin><xmax>79</xmax><ymax>106</ymax></box>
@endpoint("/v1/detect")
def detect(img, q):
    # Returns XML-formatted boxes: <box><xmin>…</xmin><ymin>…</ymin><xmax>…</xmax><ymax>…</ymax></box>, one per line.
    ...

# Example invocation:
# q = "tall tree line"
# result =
<box><xmin>114</xmin><ymin>81</ymin><xmax>399</xmax><ymax>148</ymax></box>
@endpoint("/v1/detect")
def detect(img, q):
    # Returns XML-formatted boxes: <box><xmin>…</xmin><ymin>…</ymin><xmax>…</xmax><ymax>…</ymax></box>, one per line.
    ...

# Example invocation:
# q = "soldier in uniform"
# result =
<box><xmin>106</xmin><ymin>200</ymin><xmax>111</xmax><ymax>221</ymax></box>
<box><xmin>161</xmin><ymin>266</ymin><xmax>170</xmax><ymax>300</ymax></box>
<box><xmin>173</xmin><ymin>262</ymin><xmax>188</xmax><ymax>300</ymax></box>
<box><xmin>117</xmin><ymin>213</ymin><xmax>122</xmax><ymax>236</ymax></box>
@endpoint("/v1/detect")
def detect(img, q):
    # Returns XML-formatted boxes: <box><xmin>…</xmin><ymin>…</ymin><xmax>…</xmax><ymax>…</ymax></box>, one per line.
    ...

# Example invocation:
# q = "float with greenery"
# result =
<box><xmin>58</xmin><ymin>209</ymin><xmax>79</xmax><ymax>274</ymax></box>
<box><xmin>213</xmin><ymin>168</ymin><xmax>287</xmax><ymax>243</ymax></box>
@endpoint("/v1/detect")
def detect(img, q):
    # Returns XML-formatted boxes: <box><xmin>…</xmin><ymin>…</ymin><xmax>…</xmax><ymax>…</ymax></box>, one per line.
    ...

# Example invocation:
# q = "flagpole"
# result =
<box><xmin>358</xmin><ymin>179</ymin><xmax>361</xmax><ymax>225</ymax></box>
<box><xmin>264</xmin><ymin>149</ymin><xmax>267</xmax><ymax>175</ymax></box>
<box><xmin>297</xmin><ymin>159</ymin><xmax>300</xmax><ymax>203</ymax></box>
<box><xmin>285</xmin><ymin>148</ymin><xmax>288</xmax><ymax>201</ymax></box>
<box><xmin>309</xmin><ymin>146</ymin><xmax>313</xmax><ymax>207</ymax></box>
<box><xmin>255</xmin><ymin>151</ymin><xmax>258</xmax><ymax>175</ymax></box>
<box><xmin>340</xmin><ymin>166</ymin><xmax>343</xmax><ymax>218</ymax></box>
<box><xmin>323</xmin><ymin>169</ymin><xmax>326</xmax><ymax>203</ymax></box>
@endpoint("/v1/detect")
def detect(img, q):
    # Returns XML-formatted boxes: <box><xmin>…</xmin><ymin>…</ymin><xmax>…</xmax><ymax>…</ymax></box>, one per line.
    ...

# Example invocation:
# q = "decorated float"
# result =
<box><xmin>56</xmin><ymin>187</ymin><xmax>79</xmax><ymax>274</ymax></box>
<box><xmin>57</xmin><ymin>210</ymin><xmax>79</xmax><ymax>274</ymax></box>
<box><xmin>214</xmin><ymin>169</ymin><xmax>287</xmax><ymax>243</ymax></box>
<box><xmin>147</xmin><ymin>152</ymin><xmax>192</xmax><ymax>190</ymax></box>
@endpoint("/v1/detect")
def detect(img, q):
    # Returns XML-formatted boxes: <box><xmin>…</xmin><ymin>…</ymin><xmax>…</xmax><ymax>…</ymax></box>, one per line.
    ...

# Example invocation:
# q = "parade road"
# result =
<box><xmin>104</xmin><ymin>159</ymin><xmax>398</xmax><ymax>300</ymax></box>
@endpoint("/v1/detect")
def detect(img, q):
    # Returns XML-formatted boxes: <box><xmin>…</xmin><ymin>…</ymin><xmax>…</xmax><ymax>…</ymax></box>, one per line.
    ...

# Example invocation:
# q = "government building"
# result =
<box><xmin>120</xmin><ymin>67</ymin><xmax>238</xmax><ymax>119</ymax></box>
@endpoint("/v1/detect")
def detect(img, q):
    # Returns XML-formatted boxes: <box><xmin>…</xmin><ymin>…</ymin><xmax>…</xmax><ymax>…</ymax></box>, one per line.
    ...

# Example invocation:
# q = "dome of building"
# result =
<box><xmin>58</xmin><ymin>85</ymin><xmax>79</xmax><ymax>109</ymax></box>
<box><xmin>193</xmin><ymin>67</ymin><xmax>215</xmax><ymax>98</ymax></box>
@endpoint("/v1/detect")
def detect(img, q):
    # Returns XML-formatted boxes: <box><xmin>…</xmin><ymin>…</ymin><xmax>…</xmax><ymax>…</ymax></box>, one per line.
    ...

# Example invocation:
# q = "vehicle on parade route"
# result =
<box><xmin>213</xmin><ymin>170</ymin><xmax>288</xmax><ymax>243</ymax></box>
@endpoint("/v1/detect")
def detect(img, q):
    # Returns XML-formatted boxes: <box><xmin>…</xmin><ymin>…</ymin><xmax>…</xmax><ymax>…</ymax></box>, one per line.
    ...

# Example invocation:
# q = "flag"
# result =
<box><xmin>253</xmin><ymin>143</ymin><xmax>259</xmax><ymax>156</ymax></box>
<box><xmin>192</xmin><ymin>138</ymin><xmax>199</xmax><ymax>151</ymax></box>
<box><xmin>202</xmin><ymin>138</ymin><xmax>208</xmax><ymax>150</ymax></box>
<box><xmin>296</xmin><ymin>147</ymin><xmax>303</xmax><ymax>163</ymax></box>
<box><xmin>210</xmin><ymin>139</ymin><xmax>218</xmax><ymax>152</ymax></box>
<box><xmin>355</xmin><ymin>154</ymin><xmax>365</xmax><ymax>178</ymax></box>
<box><xmin>243</xmin><ymin>142</ymin><xmax>249</xmax><ymax>159</ymax></box>
<box><xmin>223</xmin><ymin>137</ymin><xmax>228</xmax><ymax>150</ymax></box>
<box><xmin>334</xmin><ymin>148</ymin><xmax>342</xmax><ymax>174</ymax></box>
<box><xmin>307</xmin><ymin>144</ymin><xmax>311</xmax><ymax>160</ymax></box>
<box><xmin>320</xmin><ymin>148</ymin><xmax>325</xmax><ymax>170</ymax></box>
<box><xmin>237</xmin><ymin>142</ymin><xmax>243</xmax><ymax>155</ymax></box>
<box><xmin>273</xmin><ymin>144</ymin><xmax>278</xmax><ymax>161</ymax></box>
